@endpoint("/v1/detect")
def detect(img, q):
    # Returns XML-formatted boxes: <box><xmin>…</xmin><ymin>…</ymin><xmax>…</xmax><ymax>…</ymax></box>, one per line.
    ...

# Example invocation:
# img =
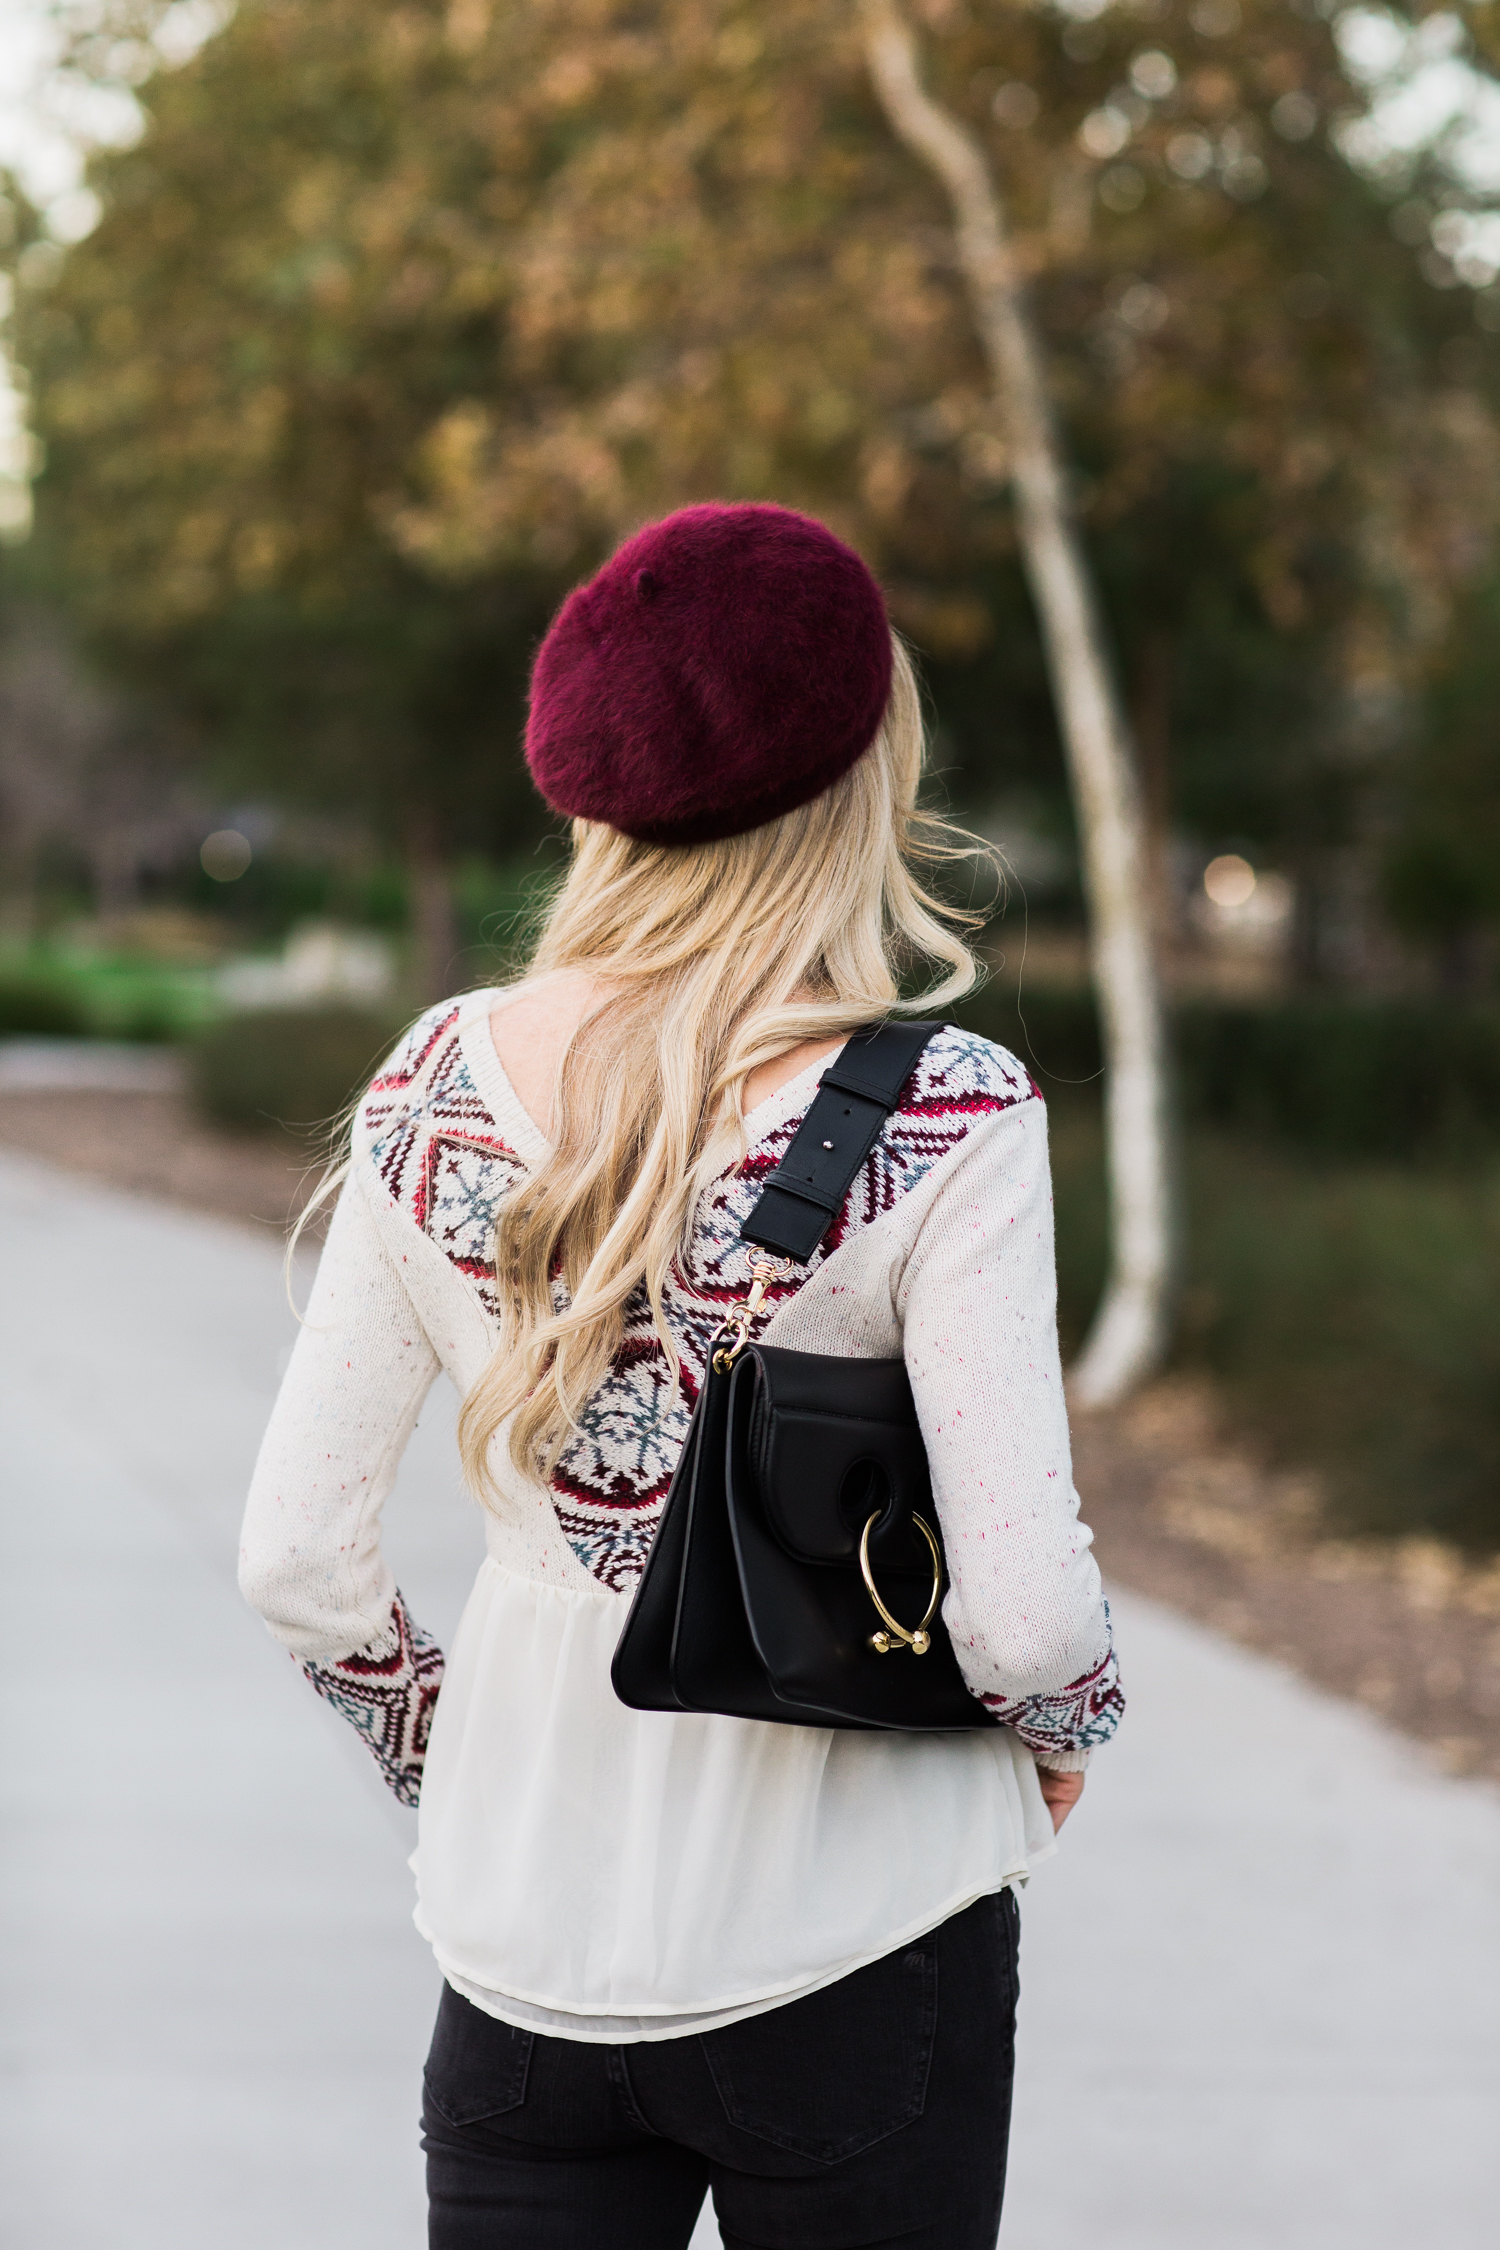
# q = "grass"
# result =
<box><xmin>1046</xmin><ymin>1097</ymin><xmax>1500</xmax><ymax>1555</ymax></box>
<box><xmin>0</xmin><ymin>943</ymin><xmax>221</xmax><ymax>1041</ymax></box>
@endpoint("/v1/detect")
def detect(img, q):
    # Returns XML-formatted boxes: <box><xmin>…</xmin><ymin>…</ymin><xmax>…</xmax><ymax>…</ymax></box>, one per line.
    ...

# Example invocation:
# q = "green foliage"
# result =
<box><xmin>1383</xmin><ymin>829</ymin><xmax>1493</xmax><ymax>947</ymax></box>
<box><xmin>13</xmin><ymin>2</ymin><xmax>565</xmax><ymax>859</ymax></box>
<box><xmin>0</xmin><ymin>948</ymin><xmax>218</xmax><ymax>1040</ymax></box>
<box><xmin>1047</xmin><ymin>1106</ymin><xmax>1500</xmax><ymax>1553</ymax></box>
<box><xmin>1090</xmin><ymin>458</ymin><xmax>1352</xmax><ymax>864</ymax></box>
<box><xmin>187</xmin><ymin>850</ymin><xmax>334</xmax><ymax>937</ymax></box>
<box><xmin>957</xmin><ymin>983</ymin><xmax>1500</xmax><ymax>1160</ymax></box>
<box><xmin>450</xmin><ymin>849</ymin><xmax>569</xmax><ymax>982</ymax></box>
<box><xmin>189</xmin><ymin>1003</ymin><xmax>402</xmax><ymax>1128</ymax></box>
<box><xmin>183</xmin><ymin>849</ymin><xmax>413</xmax><ymax>940</ymax></box>
<box><xmin>0</xmin><ymin>972</ymin><xmax>89</xmax><ymax>1036</ymax></box>
<box><xmin>1190</xmin><ymin>1143</ymin><xmax>1500</xmax><ymax>1552</ymax></box>
<box><xmin>1176</xmin><ymin>997</ymin><xmax>1500</xmax><ymax>1158</ymax></box>
<box><xmin>82</xmin><ymin>963</ymin><xmax>219</xmax><ymax>1040</ymax></box>
<box><xmin>13</xmin><ymin>0</ymin><xmax>1499</xmax><ymax>879</ymax></box>
<box><xmin>925</xmin><ymin>450</ymin><xmax>1353</xmax><ymax>857</ymax></box>
<box><xmin>954</xmin><ymin>978</ymin><xmax>1105</xmax><ymax>1088</ymax></box>
<box><xmin>1382</xmin><ymin>570</ymin><xmax>1500</xmax><ymax>964</ymax></box>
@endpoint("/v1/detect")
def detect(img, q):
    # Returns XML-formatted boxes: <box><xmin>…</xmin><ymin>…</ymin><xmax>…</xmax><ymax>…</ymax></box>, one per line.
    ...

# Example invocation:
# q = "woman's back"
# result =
<box><xmin>238</xmin><ymin>500</ymin><xmax>1122</xmax><ymax>2247</ymax></box>
<box><xmin>489</xmin><ymin>969</ymin><xmax>844</xmax><ymax>1143</ymax></box>
<box><xmin>241</xmin><ymin>985</ymin><xmax>1117</xmax><ymax>2038</ymax></box>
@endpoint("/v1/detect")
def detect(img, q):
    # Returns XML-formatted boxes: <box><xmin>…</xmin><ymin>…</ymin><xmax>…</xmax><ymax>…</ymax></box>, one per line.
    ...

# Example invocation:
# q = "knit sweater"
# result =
<box><xmin>240</xmin><ymin>987</ymin><xmax>1122</xmax><ymax>2038</ymax></box>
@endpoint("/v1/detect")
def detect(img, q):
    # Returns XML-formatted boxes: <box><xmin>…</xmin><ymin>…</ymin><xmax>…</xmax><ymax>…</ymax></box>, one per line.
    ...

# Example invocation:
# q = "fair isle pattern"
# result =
<box><xmin>301</xmin><ymin>1589</ymin><xmax>445</xmax><ymax>1807</ymax></box>
<box><xmin>981</xmin><ymin>1630</ymin><xmax>1126</xmax><ymax>1761</ymax></box>
<box><xmin>357</xmin><ymin>1012</ymin><xmax>1035</xmax><ymax>1595</ymax></box>
<box><xmin>553</xmin><ymin>1025</ymin><xmax>1036</xmax><ymax>1592</ymax></box>
<box><xmin>361</xmin><ymin>1002</ymin><xmax>528</xmax><ymax>1324</ymax></box>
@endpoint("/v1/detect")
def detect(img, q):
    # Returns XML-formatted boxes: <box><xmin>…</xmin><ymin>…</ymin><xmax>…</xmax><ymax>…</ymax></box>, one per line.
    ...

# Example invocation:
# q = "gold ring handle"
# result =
<box><xmin>859</xmin><ymin>1511</ymin><xmax>942</xmax><ymax>1656</ymax></box>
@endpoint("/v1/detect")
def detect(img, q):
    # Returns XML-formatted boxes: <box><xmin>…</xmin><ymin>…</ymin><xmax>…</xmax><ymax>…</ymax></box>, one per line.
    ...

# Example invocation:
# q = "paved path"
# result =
<box><xmin>0</xmin><ymin>1037</ymin><xmax>185</xmax><ymax>1093</ymax></box>
<box><xmin>2</xmin><ymin>1148</ymin><xmax>1497</xmax><ymax>2249</ymax></box>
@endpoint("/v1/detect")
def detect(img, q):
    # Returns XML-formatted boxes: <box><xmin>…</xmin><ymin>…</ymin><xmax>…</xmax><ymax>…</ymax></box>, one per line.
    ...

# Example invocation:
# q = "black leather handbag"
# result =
<box><xmin>611</xmin><ymin>1021</ymin><xmax>997</xmax><ymax>1734</ymax></box>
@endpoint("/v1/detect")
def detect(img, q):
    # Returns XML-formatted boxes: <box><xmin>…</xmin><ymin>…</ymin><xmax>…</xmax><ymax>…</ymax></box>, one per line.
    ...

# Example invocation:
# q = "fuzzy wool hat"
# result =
<box><xmin>524</xmin><ymin>502</ymin><xmax>893</xmax><ymax>845</ymax></box>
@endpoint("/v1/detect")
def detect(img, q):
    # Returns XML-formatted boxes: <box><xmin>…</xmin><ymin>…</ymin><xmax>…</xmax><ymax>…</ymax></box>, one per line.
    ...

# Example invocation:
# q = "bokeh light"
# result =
<box><xmin>201</xmin><ymin>828</ymin><xmax>252</xmax><ymax>881</ymax></box>
<box><xmin>1203</xmin><ymin>853</ymin><xmax>1257</xmax><ymax>908</ymax></box>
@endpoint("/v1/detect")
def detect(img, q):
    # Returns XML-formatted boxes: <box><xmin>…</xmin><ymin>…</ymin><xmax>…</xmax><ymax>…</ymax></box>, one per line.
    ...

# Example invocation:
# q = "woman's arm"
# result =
<box><xmin>900</xmin><ymin>1093</ymin><xmax>1124</xmax><ymax>1765</ymax></box>
<box><xmin>239</xmin><ymin>1170</ymin><xmax>446</xmax><ymax>1800</ymax></box>
<box><xmin>298</xmin><ymin>1590</ymin><xmax>446</xmax><ymax>1808</ymax></box>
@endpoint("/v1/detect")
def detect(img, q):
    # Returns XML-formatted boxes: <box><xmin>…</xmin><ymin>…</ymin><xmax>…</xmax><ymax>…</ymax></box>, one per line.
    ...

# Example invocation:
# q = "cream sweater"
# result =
<box><xmin>239</xmin><ymin>988</ymin><xmax>1122</xmax><ymax>2040</ymax></box>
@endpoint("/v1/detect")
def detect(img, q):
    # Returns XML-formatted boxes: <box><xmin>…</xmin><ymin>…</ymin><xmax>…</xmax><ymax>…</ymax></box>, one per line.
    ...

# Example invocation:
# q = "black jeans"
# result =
<box><xmin>422</xmin><ymin>1888</ymin><xmax>1019</xmax><ymax>2250</ymax></box>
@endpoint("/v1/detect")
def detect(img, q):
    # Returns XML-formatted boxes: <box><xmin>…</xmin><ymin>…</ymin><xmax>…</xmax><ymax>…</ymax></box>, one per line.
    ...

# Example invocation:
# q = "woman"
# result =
<box><xmin>240</xmin><ymin>502</ymin><xmax>1123</xmax><ymax>2249</ymax></box>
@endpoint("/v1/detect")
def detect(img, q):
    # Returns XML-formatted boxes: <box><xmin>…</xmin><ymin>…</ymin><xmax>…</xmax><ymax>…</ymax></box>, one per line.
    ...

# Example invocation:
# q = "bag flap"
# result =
<box><xmin>729</xmin><ymin>1345</ymin><xmax>934</xmax><ymax>1570</ymax></box>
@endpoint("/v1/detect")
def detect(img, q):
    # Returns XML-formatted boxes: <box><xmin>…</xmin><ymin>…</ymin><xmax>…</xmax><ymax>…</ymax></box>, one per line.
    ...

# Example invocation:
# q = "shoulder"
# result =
<box><xmin>362</xmin><ymin>997</ymin><xmax>467</xmax><ymax>1119</ymax></box>
<box><xmin>357</xmin><ymin>993</ymin><xmax>477</xmax><ymax>1155</ymax></box>
<box><xmin>842</xmin><ymin>1025</ymin><xmax>1040</xmax><ymax>1234</ymax></box>
<box><xmin>353</xmin><ymin>991</ymin><xmax>530</xmax><ymax>1257</ymax></box>
<box><xmin>897</xmin><ymin>1022</ymin><xmax>1040</xmax><ymax>1126</ymax></box>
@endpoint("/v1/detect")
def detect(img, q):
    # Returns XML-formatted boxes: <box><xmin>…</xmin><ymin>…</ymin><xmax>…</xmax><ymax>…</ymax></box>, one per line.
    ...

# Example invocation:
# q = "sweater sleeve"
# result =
<box><xmin>299</xmin><ymin>1587</ymin><xmax>446</xmax><ymax>1806</ymax></box>
<box><xmin>238</xmin><ymin>1169</ymin><xmax>442</xmax><ymax>1662</ymax></box>
<box><xmin>900</xmin><ymin>1093</ymin><xmax>1123</xmax><ymax>1764</ymax></box>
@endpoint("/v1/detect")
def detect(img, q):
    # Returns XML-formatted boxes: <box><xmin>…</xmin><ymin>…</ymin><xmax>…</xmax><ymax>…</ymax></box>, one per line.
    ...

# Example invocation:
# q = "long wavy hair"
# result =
<box><xmin>457</xmin><ymin>634</ymin><xmax>999</xmax><ymax>1497</ymax></box>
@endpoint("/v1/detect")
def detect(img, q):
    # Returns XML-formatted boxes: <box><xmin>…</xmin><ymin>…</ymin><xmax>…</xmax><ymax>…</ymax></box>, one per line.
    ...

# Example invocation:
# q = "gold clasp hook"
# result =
<box><xmin>711</xmin><ymin>1251</ymin><xmax>793</xmax><ymax>1373</ymax></box>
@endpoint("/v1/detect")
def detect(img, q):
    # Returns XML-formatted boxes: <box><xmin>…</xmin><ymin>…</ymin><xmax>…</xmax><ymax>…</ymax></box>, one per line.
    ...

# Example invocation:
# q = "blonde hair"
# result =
<box><xmin>457</xmin><ymin>634</ymin><xmax>999</xmax><ymax>1496</ymax></box>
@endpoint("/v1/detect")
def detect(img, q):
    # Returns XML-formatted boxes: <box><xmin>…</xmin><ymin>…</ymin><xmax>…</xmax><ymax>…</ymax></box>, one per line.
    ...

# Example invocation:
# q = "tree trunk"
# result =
<box><xmin>407</xmin><ymin>817</ymin><xmax>460</xmax><ymax>1005</ymax></box>
<box><xmin>861</xmin><ymin>0</ymin><xmax>1177</xmax><ymax>1405</ymax></box>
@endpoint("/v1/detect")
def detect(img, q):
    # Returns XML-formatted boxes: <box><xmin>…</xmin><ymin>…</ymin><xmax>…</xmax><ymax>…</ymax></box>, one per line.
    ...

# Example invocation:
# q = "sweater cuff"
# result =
<box><xmin>300</xmin><ymin>1588</ymin><xmax>445</xmax><ymax>1806</ymax></box>
<box><xmin>1034</xmin><ymin>1747</ymin><xmax>1091</xmax><ymax>1774</ymax></box>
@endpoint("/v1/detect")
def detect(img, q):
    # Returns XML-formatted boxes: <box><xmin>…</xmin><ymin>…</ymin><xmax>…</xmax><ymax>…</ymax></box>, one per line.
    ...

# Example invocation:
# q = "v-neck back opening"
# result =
<box><xmin>463</xmin><ymin>984</ymin><xmax>845</xmax><ymax>1164</ymax></box>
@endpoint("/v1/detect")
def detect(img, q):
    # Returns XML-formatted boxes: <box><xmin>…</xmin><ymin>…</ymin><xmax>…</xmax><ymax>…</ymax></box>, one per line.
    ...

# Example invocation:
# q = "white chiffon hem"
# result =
<box><xmin>412</xmin><ymin>1559</ymin><xmax>1057</xmax><ymax>2043</ymax></box>
<box><xmin>428</xmin><ymin>1868</ymin><xmax>1040</xmax><ymax>2043</ymax></box>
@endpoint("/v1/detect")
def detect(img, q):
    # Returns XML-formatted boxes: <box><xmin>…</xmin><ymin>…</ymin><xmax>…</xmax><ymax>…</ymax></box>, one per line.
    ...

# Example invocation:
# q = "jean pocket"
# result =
<box><xmin>423</xmin><ymin>1983</ymin><xmax>534</xmax><ymax>2128</ymax></box>
<box><xmin>699</xmin><ymin>1937</ymin><xmax>938</xmax><ymax>2164</ymax></box>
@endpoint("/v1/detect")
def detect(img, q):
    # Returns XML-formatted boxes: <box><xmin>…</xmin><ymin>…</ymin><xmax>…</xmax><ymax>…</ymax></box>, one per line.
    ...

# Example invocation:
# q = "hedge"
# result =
<box><xmin>954</xmin><ymin>985</ymin><xmax>1500</xmax><ymax>1161</ymax></box>
<box><xmin>179</xmin><ymin>985</ymin><xmax>1500</xmax><ymax>1162</ymax></box>
<box><xmin>1043</xmin><ymin>1102</ymin><xmax>1500</xmax><ymax>1552</ymax></box>
<box><xmin>0</xmin><ymin>974</ymin><xmax>89</xmax><ymax>1038</ymax></box>
<box><xmin>0</xmin><ymin>956</ymin><xmax>218</xmax><ymax>1041</ymax></box>
<box><xmin>189</xmin><ymin>1005</ymin><xmax>403</xmax><ymax>1132</ymax></box>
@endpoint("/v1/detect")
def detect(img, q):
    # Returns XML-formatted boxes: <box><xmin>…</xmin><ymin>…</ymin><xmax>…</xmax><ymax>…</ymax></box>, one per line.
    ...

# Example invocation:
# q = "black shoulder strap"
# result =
<box><xmin>739</xmin><ymin>1020</ymin><xmax>945</xmax><ymax>1264</ymax></box>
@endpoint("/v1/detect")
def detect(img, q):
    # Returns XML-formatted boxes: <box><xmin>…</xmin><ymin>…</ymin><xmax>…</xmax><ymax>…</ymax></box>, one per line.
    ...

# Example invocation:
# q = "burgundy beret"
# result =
<box><xmin>524</xmin><ymin>502</ymin><xmax>893</xmax><ymax>845</ymax></box>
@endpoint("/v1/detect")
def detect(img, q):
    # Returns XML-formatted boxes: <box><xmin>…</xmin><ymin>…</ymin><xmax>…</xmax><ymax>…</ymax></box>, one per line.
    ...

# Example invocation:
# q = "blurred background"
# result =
<box><xmin>3</xmin><ymin>12</ymin><xmax>1500</xmax><ymax>1775</ymax></box>
<box><xmin>2</xmin><ymin>4</ymin><xmax>1499</xmax><ymax>2243</ymax></box>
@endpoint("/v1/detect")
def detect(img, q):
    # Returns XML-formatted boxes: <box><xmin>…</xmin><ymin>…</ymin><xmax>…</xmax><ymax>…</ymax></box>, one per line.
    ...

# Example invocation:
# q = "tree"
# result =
<box><xmin>10</xmin><ymin>5</ymin><xmax>576</xmax><ymax>991</ymax></box>
<box><xmin>1383</xmin><ymin>568</ymin><xmax>1500</xmax><ymax>986</ymax></box>
<box><xmin>12</xmin><ymin>4</ymin><xmax>1500</xmax><ymax>1064</ymax></box>
<box><xmin>861</xmin><ymin>0</ymin><xmax>1174</xmax><ymax>1403</ymax></box>
<box><xmin>0</xmin><ymin>588</ymin><xmax>200</xmax><ymax>931</ymax></box>
<box><xmin>0</xmin><ymin>599</ymin><xmax>115</xmax><ymax>934</ymax></box>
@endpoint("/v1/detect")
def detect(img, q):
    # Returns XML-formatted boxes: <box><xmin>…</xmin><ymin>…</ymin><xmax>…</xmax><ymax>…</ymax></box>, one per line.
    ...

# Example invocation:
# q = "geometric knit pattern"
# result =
<box><xmin>358</xmin><ymin>1007</ymin><xmax>1035</xmax><ymax>1593</ymax></box>
<box><xmin>361</xmin><ymin>1003</ymin><xmax>527</xmax><ymax>1325</ymax></box>
<box><xmin>980</xmin><ymin>1603</ymin><xmax>1127</xmax><ymax>1761</ymax></box>
<box><xmin>328</xmin><ymin>1000</ymin><xmax>1123</xmax><ymax>1770</ymax></box>
<box><xmin>550</xmin><ymin>1026</ymin><xmax>1039</xmax><ymax>1592</ymax></box>
<box><xmin>300</xmin><ymin>1589</ymin><xmax>446</xmax><ymax>1807</ymax></box>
